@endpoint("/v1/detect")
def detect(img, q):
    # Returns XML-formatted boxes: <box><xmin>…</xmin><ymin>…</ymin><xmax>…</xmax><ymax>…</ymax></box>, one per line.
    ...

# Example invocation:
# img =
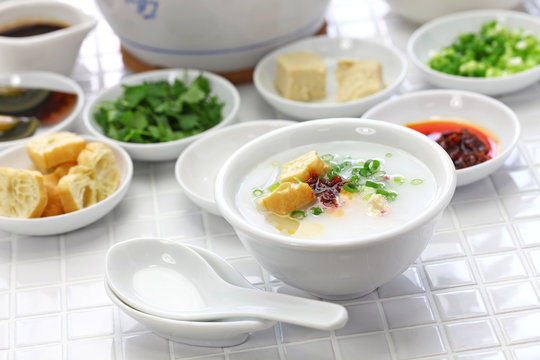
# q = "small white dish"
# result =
<box><xmin>0</xmin><ymin>135</ymin><xmax>133</xmax><ymax>236</ymax></box>
<box><xmin>253</xmin><ymin>36</ymin><xmax>407</xmax><ymax>120</ymax></box>
<box><xmin>0</xmin><ymin>0</ymin><xmax>97</xmax><ymax>75</ymax></box>
<box><xmin>105</xmin><ymin>241</ymin><xmax>274</xmax><ymax>347</ymax></box>
<box><xmin>408</xmin><ymin>10</ymin><xmax>540</xmax><ymax>96</ymax></box>
<box><xmin>83</xmin><ymin>68</ymin><xmax>240</xmax><ymax>162</ymax></box>
<box><xmin>106</xmin><ymin>238</ymin><xmax>348</xmax><ymax>329</ymax></box>
<box><xmin>363</xmin><ymin>89</ymin><xmax>521</xmax><ymax>186</ymax></box>
<box><xmin>0</xmin><ymin>71</ymin><xmax>84</xmax><ymax>151</ymax></box>
<box><xmin>175</xmin><ymin>120</ymin><xmax>295</xmax><ymax>215</ymax></box>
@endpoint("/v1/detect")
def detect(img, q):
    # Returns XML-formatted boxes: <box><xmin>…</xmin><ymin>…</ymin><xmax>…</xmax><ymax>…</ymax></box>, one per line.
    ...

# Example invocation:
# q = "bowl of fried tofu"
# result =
<box><xmin>0</xmin><ymin>131</ymin><xmax>133</xmax><ymax>235</ymax></box>
<box><xmin>253</xmin><ymin>36</ymin><xmax>407</xmax><ymax>121</ymax></box>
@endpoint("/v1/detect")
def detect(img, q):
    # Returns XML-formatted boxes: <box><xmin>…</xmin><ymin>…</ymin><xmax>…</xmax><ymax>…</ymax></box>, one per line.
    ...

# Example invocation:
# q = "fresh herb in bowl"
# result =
<box><xmin>429</xmin><ymin>20</ymin><xmax>540</xmax><ymax>77</ymax></box>
<box><xmin>93</xmin><ymin>75</ymin><xmax>224</xmax><ymax>143</ymax></box>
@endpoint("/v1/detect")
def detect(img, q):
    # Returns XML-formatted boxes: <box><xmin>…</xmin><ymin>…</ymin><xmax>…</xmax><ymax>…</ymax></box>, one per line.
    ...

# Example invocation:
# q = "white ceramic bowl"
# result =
<box><xmin>0</xmin><ymin>71</ymin><xmax>85</xmax><ymax>151</ymax></box>
<box><xmin>83</xmin><ymin>69</ymin><xmax>240</xmax><ymax>162</ymax></box>
<box><xmin>408</xmin><ymin>10</ymin><xmax>540</xmax><ymax>96</ymax></box>
<box><xmin>0</xmin><ymin>0</ymin><xmax>96</xmax><ymax>75</ymax></box>
<box><xmin>0</xmin><ymin>135</ymin><xmax>133</xmax><ymax>236</ymax></box>
<box><xmin>175</xmin><ymin>120</ymin><xmax>295</xmax><ymax>216</ymax></box>
<box><xmin>386</xmin><ymin>0</ymin><xmax>522</xmax><ymax>24</ymax></box>
<box><xmin>253</xmin><ymin>36</ymin><xmax>408</xmax><ymax>120</ymax></box>
<box><xmin>96</xmin><ymin>0</ymin><xmax>330</xmax><ymax>73</ymax></box>
<box><xmin>214</xmin><ymin>118</ymin><xmax>456</xmax><ymax>299</ymax></box>
<box><xmin>363</xmin><ymin>90</ymin><xmax>521</xmax><ymax>187</ymax></box>
<box><xmin>105</xmin><ymin>241</ymin><xmax>274</xmax><ymax>347</ymax></box>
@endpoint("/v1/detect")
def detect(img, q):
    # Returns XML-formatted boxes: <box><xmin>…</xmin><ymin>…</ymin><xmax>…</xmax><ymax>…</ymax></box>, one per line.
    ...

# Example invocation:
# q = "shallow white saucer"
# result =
<box><xmin>175</xmin><ymin>120</ymin><xmax>295</xmax><ymax>215</ymax></box>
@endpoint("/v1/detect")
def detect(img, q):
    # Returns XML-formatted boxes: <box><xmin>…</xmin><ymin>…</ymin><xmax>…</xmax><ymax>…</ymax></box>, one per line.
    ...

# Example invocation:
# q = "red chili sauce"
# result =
<box><xmin>407</xmin><ymin>120</ymin><xmax>498</xmax><ymax>169</ymax></box>
<box><xmin>306</xmin><ymin>174</ymin><xmax>347</xmax><ymax>207</ymax></box>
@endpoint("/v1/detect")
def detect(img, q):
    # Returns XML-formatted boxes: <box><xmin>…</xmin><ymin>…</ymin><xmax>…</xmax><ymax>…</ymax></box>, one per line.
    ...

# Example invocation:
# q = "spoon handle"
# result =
<box><xmin>221</xmin><ymin>286</ymin><xmax>348</xmax><ymax>330</ymax></box>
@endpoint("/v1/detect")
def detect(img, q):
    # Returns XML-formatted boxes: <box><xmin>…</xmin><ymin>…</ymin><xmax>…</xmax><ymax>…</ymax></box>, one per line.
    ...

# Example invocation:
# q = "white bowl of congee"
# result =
<box><xmin>214</xmin><ymin>118</ymin><xmax>456</xmax><ymax>299</ymax></box>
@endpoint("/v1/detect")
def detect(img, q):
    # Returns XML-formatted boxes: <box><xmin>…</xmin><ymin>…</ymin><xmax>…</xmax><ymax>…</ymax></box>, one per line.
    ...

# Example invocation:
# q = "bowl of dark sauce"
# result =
<box><xmin>0</xmin><ymin>0</ymin><xmax>96</xmax><ymax>75</ymax></box>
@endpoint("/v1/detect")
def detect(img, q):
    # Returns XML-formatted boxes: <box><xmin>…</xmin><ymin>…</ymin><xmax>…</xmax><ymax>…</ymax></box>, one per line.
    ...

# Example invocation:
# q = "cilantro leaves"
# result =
<box><xmin>94</xmin><ymin>75</ymin><xmax>224</xmax><ymax>143</ymax></box>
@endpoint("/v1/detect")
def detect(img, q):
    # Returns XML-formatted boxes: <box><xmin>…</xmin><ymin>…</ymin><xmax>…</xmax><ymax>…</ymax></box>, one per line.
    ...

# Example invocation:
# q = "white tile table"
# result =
<box><xmin>2</xmin><ymin>1</ymin><xmax>540</xmax><ymax>359</ymax></box>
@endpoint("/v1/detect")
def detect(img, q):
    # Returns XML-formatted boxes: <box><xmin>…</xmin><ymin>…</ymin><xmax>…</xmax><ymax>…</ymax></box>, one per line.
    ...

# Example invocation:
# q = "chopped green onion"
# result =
<box><xmin>311</xmin><ymin>207</ymin><xmax>323</xmax><ymax>215</ymax></box>
<box><xmin>252</xmin><ymin>189</ymin><xmax>264</xmax><ymax>197</ymax></box>
<box><xmin>290</xmin><ymin>210</ymin><xmax>306</xmax><ymax>219</ymax></box>
<box><xmin>393</xmin><ymin>176</ymin><xmax>405</xmax><ymax>184</ymax></box>
<box><xmin>358</xmin><ymin>168</ymin><xmax>371</xmax><ymax>177</ymax></box>
<box><xmin>293</xmin><ymin>176</ymin><xmax>303</xmax><ymax>183</ymax></box>
<box><xmin>364</xmin><ymin>159</ymin><xmax>380</xmax><ymax>173</ymax></box>
<box><xmin>385</xmin><ymin>153</ymin><xmax>392</xmax><ymax>158</ymax></box>
<box><xmin>365</xmin><ymin>181</ymin><xmax>380</xmax><ymax>189</ymax></box>
<box><xmin>343</xmin><ymin>182</ymin><xmax>359</xmax><ymax>193</ymax></box>
<box><xmin>376</xmin><ymin>189</ymin><xmax>397</xmax><ymax>200</ymax></box>
<box><xmin>268</xmin><ymin>182</ymin><xmax>280</xmax><ymax>192</ymax></box>
<box><xmin>411</xmin><ymin>178</ymin><xmax>424</xmax><ymax>185</ymax></box>
<box><xmin>271</xmin><ymin>161</ymin><xmax>280</xmax><ymax>168</ymax></box>
<box><xmin>321</xmin><ymin>154</ymin><xmax>334</xmax><ymax>161</ymax></box>
<box><xmin>363</xmin><ymin>193</ymin><xmax>373</xmax><ymax>201</ymax></box>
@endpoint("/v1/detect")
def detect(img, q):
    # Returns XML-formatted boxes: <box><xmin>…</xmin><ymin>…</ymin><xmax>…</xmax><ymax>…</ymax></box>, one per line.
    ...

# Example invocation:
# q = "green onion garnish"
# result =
<box><xmin>311</xmin><ymin>207</ymin><xmax>323</xmax><ymax>215</ymax></box>
<box><xmin>411</xmin><ymin>178</ymin><xmax>424</xmax><ymax>185</ymax></box>
<box><xmin>271</xmin><ymin>161</ymin><xmax>280</xmax><ymax>168</ymax></box>
<box><xmin>344</xmin><ymin>182</ymin><xmax>359</xmax><ymax>193</ymax></box>
<box><xmin>365</xmin><ymin>181</ymin><xmax>380</xmax><ymax>189</ymax></box>
<box><xmin>393</xmin><ymin>176</ymin><xmax>405</xmax><ymax>184</ymax></box>
<box><xmin>293</xmin><ymin>176</ymin><xmax>302</xmax><ymax>184</ymax></box>
<box><xmin>252</xmin><ymin>189</ymin><xmax>264</xmax><ymax>197</ymax></box>
<box><xmin>385</xmin><ymin>153</ymin><xmax>392</xmax><ymax>158</ymax></box>
<box><xmin>321</xmin><ymin>154</ymin><xmax>334</xmax><ymax>161</ymax></box>
<box><xmin>268</xmin><ymin>182</ymin><xmax>280</xmax><ymax>192</ymax></box>
<box><xmin>376</xmin><ymin>189</ymin><xmax>397</xmax><ymax>200</ymax></box>
<box><xmin>290</xmin><ymin>210</ymin><xmax>306</xmax><ymax>219</ymax></box>
<box><xmin>364</xmin><ymin>159</ymin><xmax>380</xmax><ymax>173</ymax></box>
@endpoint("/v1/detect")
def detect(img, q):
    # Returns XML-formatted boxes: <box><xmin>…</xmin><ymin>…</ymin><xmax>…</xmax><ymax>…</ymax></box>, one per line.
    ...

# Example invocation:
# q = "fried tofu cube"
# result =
<box><xmin>274</xmin><ymin>51</ymin><xmax>326</xmax><ymax>102</ymax></box>
<box><xmin>335</xmin><ymin>59</ymin><xmax>384</xmax><ymax>102</ymax></box>
<box><xmin>258</xmin><ymin>182</ymin><xmax>315</xmax><ymax>216</ymax></box>
<box><xmin>279</xmin><ymin>151</ymin><xmax>331</xmax><ymax>183</ymax></box>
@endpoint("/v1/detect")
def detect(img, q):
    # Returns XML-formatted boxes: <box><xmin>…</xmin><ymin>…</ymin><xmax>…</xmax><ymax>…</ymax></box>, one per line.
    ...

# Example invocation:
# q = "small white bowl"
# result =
<box><xmin>0</xmin><ymin>0</ymin><xmax>97</xmax><ymax>75</ymax></box>
<box><xmin>0</xmin><ymin>135</ymin><xmax>133</xmax><ymax>236</ymax></box>
<box><xmin>83</xmin><ymin>69</ymin><xmax>240</xmax><ymax>162</ymax></box>
<box><xmin>386</xmin><ymin>0</ymin><xmax>522</xmax><ymax>24</ymax></box>
<box><xmin>408</xmin><ymin>10</ymin><xmax>540</xmax><ymax>96</ymax></box>
<box><xmin>363</xmin><ymin>89</ymin><xmax>521</xmax><ymax>187</ymax></box>
<box><xmin>105</xmin><ymin>241</ymin><xmax>274</xmax><ymax>347</ymax></box>
<box><xmin>0</xmin><ymin>71</ymin><xmax>84</xmax><ymax>151</ymax></box>
<box><xmin>253</xmin><ymin>36</ymin><xmax>407</xmax><ymax>120</ymax></box>
<box><xmin>175</xmin><ymin>120</ymin><xmax>295</xmax><ymax>216</ymax></box>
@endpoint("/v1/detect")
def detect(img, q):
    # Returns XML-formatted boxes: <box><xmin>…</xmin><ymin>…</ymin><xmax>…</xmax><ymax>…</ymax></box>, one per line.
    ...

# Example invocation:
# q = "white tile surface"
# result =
<box><xmin>3</xmin><ymin>0</ymin><xmax>540</xmax><ymax>359</ymax></box>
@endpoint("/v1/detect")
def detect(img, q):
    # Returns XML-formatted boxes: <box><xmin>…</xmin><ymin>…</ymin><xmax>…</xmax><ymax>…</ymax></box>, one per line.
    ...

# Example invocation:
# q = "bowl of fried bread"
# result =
<box><xmin>0</xmin><ymin>131</ymin><xmax>133</xmax><ymax>235</ymax></box>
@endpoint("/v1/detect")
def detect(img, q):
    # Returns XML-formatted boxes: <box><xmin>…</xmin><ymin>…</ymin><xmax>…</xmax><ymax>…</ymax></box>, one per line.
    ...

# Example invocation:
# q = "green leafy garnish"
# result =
<box><xmin>94</xmin><ymin>75</ymin><xmax>224</xmax><ymax>143</ymax></box>
<box><xmin>429</xmin><ymin>20</ymin><xmax>540</xmax><ymax>77</ymax></box>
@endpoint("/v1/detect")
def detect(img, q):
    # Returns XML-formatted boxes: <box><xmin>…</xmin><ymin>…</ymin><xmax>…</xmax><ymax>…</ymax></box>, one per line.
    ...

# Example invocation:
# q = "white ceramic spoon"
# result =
<box><xmin>106</xmin><ymin>238</ymin><xmax>348</xmax><ymax>330</ymax></box>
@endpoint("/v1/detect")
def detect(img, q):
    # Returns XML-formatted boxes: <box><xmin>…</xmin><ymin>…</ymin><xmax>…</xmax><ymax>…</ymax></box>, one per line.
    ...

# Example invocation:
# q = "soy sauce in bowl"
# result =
<box><xmin>0</xmin><ymin>22</ymin><xmax>68</xmax><ymax>37</ymax></box>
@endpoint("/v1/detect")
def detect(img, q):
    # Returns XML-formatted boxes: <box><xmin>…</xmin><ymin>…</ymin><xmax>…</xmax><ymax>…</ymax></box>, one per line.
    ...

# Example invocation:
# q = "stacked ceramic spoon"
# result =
<box><xmin>104</xmin><ymin>238</ymin><xmax>348</xmax><ymax>347</ymax></box>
